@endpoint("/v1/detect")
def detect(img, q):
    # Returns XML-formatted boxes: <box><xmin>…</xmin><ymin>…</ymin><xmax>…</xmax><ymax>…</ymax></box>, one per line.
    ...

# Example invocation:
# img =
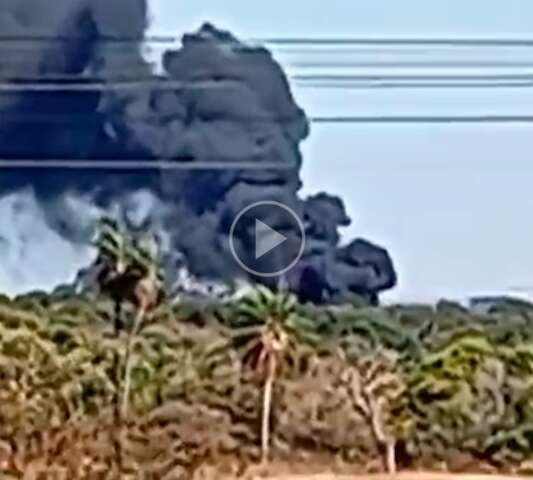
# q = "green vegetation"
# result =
<box><xmin>92</xmin><ymin>217</ymin><xmax>163</xmax><ymax>419</ymax></box>
<box><xmin>229</xmin><ymin>284</ymin><xmax>318</xmax><ymax>464</ymax></box>
<box><xmin>2</xmin><ymin>289</ymin><xmax>533</xmax><ymax>477</ymax></box>
<box><xmin>2</xmin><ymin>222</ymin><xmax>533</xmax><ymax>477</ymax></box>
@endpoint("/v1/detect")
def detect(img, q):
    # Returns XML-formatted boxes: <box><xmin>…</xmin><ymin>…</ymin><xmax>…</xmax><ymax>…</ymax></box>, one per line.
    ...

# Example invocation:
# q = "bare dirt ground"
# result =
<box><xmin>205</xmin><ymin>462</ymin><xmax>533</xmax><ymax>480</ymax></box>
<box><xmin>260</xmin><ymin>475</ymin><xmax>532</xmax><ymax>480</ymax></box>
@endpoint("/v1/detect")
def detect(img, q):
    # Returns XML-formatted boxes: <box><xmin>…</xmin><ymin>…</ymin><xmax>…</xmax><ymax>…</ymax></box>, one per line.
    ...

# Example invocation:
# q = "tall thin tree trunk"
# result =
<box><xmin>386</xmin><ymin>439</ymin><xmax>396</xmax><ymax>475</ymax></box>
<box><xmin>261</xmin><ymin>355</ymin><xmax>276</xmax><ymax>464</ymax></box>
<box><xmin>112</xmin><ymin>303</ymin><xmax>123</xmax><ymax>472</ymax></box>
<box><xmin>122</xmin><ymin>305</ymin><xmax>145</xmax><ymax>417</ymax></box>
<box><xmin>368</xmin><ymin>396</ymin><xmax>396</xmax><ymax>475</ymax></box>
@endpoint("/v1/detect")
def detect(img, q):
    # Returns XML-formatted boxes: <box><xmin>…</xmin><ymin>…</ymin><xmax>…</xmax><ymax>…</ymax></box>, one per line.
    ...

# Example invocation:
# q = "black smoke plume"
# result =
<box><xmin>0</xmin><ymin>1</ymin><xmax>397</xmax><ymax>304</ymax></box>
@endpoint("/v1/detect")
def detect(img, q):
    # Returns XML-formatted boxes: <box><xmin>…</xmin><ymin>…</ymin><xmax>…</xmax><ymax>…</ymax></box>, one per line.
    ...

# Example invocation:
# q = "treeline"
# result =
<box><xmin>1</xmin><ymin>219</ymin><xmax>533</xmax><ymax>478</ymax></box>
<box><xmin>1</xmin><ymin>285</ymin><xmax>533</xmax><ymax>478</ymax></box>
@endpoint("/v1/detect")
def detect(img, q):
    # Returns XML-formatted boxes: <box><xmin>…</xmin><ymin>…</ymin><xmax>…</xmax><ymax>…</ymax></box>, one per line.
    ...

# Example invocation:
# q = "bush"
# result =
<box><xmin>1</xmin><ymin>289</ymin><xmax>533</xmax><ymax>476</ymax></box>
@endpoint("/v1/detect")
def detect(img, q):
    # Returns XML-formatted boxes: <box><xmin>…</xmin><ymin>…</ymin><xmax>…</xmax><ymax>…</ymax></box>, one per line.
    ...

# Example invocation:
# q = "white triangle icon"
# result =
<box><xmin>255</xmin><ymin>219</ymin><xmax>287</xmax><ymax>259</ymax></box>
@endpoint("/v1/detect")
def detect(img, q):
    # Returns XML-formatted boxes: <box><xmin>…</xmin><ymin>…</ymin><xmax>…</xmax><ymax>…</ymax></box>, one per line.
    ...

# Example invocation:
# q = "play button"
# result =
<box><xmin>229</xmin><ymin>200</ymin><xmax>306</xmax><ymax>277</ymax></box>
<box><xmin>255</xmin><ymin>219</ymin><xmax>287</xmax><ymax>259</ymax></box>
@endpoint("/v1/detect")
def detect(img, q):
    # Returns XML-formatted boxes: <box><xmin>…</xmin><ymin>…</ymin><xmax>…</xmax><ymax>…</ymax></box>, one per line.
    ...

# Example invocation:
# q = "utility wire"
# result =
<box><xmin>9</xmin><ymin>44</ymin><xmax>531</xmax><ymax>60</ymax></box>
<box><xmin>2</xmin><ymin>112</ymin><xmax>533</xmax><ymax>124</ymax></box>
<box><xmin>292</xmin><ymin>73</ymin><xmax>533</xmax><ymax>89</ymax></box>
<box><xmin>287</xmin><ymin>60</ymin><xmax>533</xmax><ymax>69</ymax></box>
<box><xmin>5</xmin><ymin>52</ymin><xmax>533</xmax><ymax>68</ymax></box>
<box><xmin>299</xmin><ymin>79</ymin><xmax>533</xmax><ymax>89</ymax></box>
<box><xmin>0</xmin><ymin>115</ymin><xmax>532</xmax><ymax>128</ymax></box>
<box><xmin>310</xmin><ymin>115</ymin><xmax>533</xmax><ymax>123</ymax></box>
<box><xmin>270</xmin><ymin>47</ymin><xmax>533</xmax><ymax>54</ymax></box>
<box><xmin>253</xmin><ymin>37</ymin><xmax>533</xmax><ymax>47</ymax></box>
<box><xmin>304</xmin><ymin>82</ymin><xmax>533</xmax><ymax>89</ymax></box>
<box><xmin>292</xmin><ymin>73</ymin><xmax>533</xmax><ymax>82</ymax></box>
<box><xmin>7</xmin><ymin>57</ymin><xmax>533</xmax><ymax>69</ymax></box>
<box><xmin>0</xmin><ymin>35</ymin><xmax>166</xmax><ymax>43</ymax></box>
<box><xmin>0</xmin><ymin>160</ymin><xmax>295</xmax><ymax>170</ymax></box>
<box><xmin>4</xmin><ymin>82</ymin><xmax>532</xmax><ymax>90</ymax></box>
<box><xmin>1</xmin><ymin>114</ymin><xmax>533</xmax><ymax>171</ymax></box>
<box><xmin>4</xmin><ymin>73</ymin><xmax>533</xmax><ymax>82</ymax></box>
<box><xmin>0</xmin><ymin>112</ymin><xmax>531</xmax><ymax>171</ymax></box>
<box><xmin>4</xmin><ymin>35</ymin><xmax>533</xmax><ymax>47</ymax></box>
<box><xmin>2</xmin><ymin>74</ymin><xmax>533</xmax><ymax>91</ymax></box>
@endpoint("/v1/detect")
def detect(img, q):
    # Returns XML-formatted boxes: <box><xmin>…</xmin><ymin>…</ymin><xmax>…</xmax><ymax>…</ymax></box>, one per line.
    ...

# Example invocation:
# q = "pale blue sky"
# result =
<box><xmin>146</xmin><ymin>0</ymin><xmax>533</xmax><ymax>303</ymax></box>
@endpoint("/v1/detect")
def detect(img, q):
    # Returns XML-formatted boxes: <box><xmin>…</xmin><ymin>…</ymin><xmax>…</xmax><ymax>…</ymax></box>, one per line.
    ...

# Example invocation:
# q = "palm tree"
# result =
<box><xmin>230</xmin><ymin>285</ymin><xmax>317</xmax><ymax>464</ymax></box>
<box><xmin>92</xmin><ymin>217</ymin><xmax>129</xmax><ymax>334</ymax></box>
<box><xmin>93</xmin><ymin>218</ymin><xmax>164</xmax><ymax>417</ymax></box>
<box><xmin>120</xmin><ymin>239</ymin><xmax>164</xmax><ymax>416</ymax></box>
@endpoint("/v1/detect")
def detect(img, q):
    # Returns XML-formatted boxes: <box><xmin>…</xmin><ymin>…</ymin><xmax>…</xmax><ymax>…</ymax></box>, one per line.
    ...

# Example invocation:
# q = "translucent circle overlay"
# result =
<box><xmin>229</xmin><ymin>200</ymin><xmax>306</xmax><ymax>278</ymax></box>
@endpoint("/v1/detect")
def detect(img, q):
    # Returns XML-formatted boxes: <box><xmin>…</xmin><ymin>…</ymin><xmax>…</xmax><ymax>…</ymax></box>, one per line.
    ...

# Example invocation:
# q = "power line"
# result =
<box><xmin>0</xmin><ymin>160</ymin><xmax>296</xmax><ymax>170</ymax></box>
<box><xmin>0</xmin><ymin>35</ymin><xmax>168</xmax><ymax>43</ymax></box>
<box><xmin>274</xmin><ymin>44</ymin><xmax>529</xmax><ymax>55</ymax></box>
<box><xmin>292</xmin><ymin>73</ymin><xmax>533</xmax><ymax>82</ymax></box>
<box><xmin>2</xmin><ymin>112</ymin><xmax>533</xmax><ymax>124</ymax></box>
<box><xmin>5</xmin><ymin>54</ymin><xmax>533</xmax><ymax>70</ymax></box>
<box><xmin>2</xmin><ymin>74</ymin><xmax>533</xmax><ymax>92</ymax></box>
<box><xmin>1</xmin><ymin>113</ymin><xmax>533</xmax><ymax>171</ymax></box>
<box><xmin>0</xmin><ymin>79</ymin><xmax>228</xmax><ymax>92</ymax></box>
<box><xmin>293</xmin><ymin>73</ymin><xmax>533</xmax><ymax>89</ymax></box>
<box><xmin>287</xmin><ymin>60</ymin><xmax>533</xmax><ymax>69</ymax></box>
<box><xmin>4</xmin><ymin>35</ymin><xmax>533</xmax><ymax>47</ymax></box>
<box><xmin>253</xmin><ymin>37</ymin><xmax>533</xmax><ymax>47</ymax></box>
<box><xmin>309</xmin><ymin>115</ymin><xmax>533</xmax><ymax>124</ymax></box>
<box><xmin>257</xmin><ymin>47</ymin><xmax>533</xmax><ymax>56</ymax></box>
<box><xmin>304</xmin><ymin>82</ymin><xmax>533</xmax><ymax>89</ymax></box>
<box><xmin>0</xmin><ymin>112</ymin><xmax>530</xmax><ymax>171</ymax></box>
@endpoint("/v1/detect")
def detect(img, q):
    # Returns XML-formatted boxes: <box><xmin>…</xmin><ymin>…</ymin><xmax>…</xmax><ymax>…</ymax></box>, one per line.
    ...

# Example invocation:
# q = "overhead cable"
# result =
<box><xmin>2</xmin><ymin>74</ymin><xmax>533</xmax><ymax>92</ymax></box>
<box><xmin>3</xmin><ymin>35</ymin><xmax>533</xmax><ymax>47</ymax></box>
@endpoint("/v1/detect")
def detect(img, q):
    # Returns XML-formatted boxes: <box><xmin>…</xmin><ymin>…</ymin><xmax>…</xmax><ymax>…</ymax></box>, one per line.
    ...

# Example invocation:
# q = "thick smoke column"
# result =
<box><xmin>0</xmin><ymin>1</ymin><xmax>397</xmax><ymax>304</ymax></box>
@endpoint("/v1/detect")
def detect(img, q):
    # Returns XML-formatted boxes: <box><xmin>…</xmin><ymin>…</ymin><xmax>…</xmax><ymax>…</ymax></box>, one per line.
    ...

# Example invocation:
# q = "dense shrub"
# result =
<box><xmin>1</xmin><ymin>291</ymin><xmax>533</xmax><ymax>477</ymax></box>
